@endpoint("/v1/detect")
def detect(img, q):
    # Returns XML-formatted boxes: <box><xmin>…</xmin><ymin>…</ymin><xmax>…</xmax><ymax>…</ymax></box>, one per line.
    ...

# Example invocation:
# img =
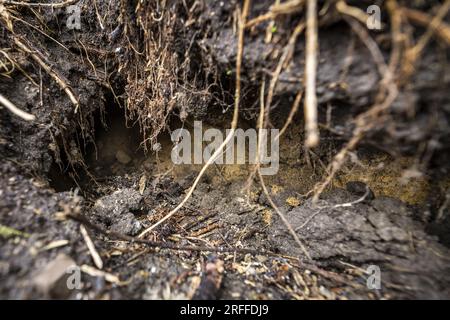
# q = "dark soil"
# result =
<box><xmin>1</xmin><ymin>0</ymin><xmax>449</xmax><ymax>299</ymax></box>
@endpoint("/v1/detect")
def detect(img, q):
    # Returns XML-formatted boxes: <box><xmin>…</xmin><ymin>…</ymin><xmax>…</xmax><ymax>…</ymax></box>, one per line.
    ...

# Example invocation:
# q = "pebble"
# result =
<box><xmin>33</xmin><ymin>253</ymin><xmax>78</xmax><ymax>298</ymax></box>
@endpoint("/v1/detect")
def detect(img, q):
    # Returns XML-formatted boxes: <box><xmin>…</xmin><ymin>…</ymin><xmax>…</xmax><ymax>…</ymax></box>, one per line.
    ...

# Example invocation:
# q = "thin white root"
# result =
<box><xmin>80</xmin><ymin>225</ymin><xmax>103</xmax><ymax>270</ymax></box>
<box><xmin>258</xmin><ymin>170</ymin><xmax>312</xmax><ymax>260</ymax></box>
<box><xmin>0</xmin><ymin>93</ymin><xmax>35</xmax><ymax>121</ymax></box>
<box><xmin>138</xmin><ymin>0</ymin><xmax>252</xmax><ymax>238</ymax></box>
<box><xmin>304</xmin><ymin>0</ymin><xmax>319</xmax><ymax>148</ymax></box>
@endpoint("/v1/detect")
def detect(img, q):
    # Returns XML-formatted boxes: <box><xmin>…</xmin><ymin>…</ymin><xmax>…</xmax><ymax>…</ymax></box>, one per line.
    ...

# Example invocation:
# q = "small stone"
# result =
<box><xmin>115</xmin><ymin>149</ymin><xmax>131</xmax><ymax>164</ymax></box>
<box><xmin>33</xmin><ymin>253</ymin><xmax>78</xmax><ymax>298</ymax></box>
<box><xmin>94</xmin><ymin>188</ymin><xmax>142</xmax><ymax>216</ymax></box>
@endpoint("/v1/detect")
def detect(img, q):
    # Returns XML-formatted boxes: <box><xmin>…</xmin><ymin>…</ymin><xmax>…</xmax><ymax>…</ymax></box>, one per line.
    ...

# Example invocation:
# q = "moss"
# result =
<box><xmin>0</xmin><ymin>225</ymin><xmax>29</xmax><ymax>239</ymax></box>
<box><xmin>286</xmin><ymin>196</ymin><xmax>301</xmax><ymax>207</ymax></box>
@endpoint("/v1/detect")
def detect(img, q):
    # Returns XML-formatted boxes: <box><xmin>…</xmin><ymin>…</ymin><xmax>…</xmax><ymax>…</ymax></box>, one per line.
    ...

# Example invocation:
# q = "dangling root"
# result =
<box><xmin>401</xmin><ymin>0</ymin><xmax>450</xmax><ymax>79</ymax></box>
<box><xmin>312</xmin><ymin>12</ymin><xmax>399</xmax><ymax>203</ymax></box>
<box><xmin>312</xmin><ymin>0</ymin><xmax>450</xmax><ymax>203</ymax></box>
<box><xmin>244</xmin><ymin>21</ymin><xmax>305</xmax><ymax>193</ymax></box>
<box><xmin>401</xmin><ymin>6</ymin><xmax>450</xmax><ymax>45</ymax></box>
<box><xmin>264</xmin><ymin>20</ymin><xmax>305</xmax><ymax>126</ymax></box>
<box><xmin>248</xmin><ymin>75</ymin><xmax>311</xmax><ymax>260</ymax></box>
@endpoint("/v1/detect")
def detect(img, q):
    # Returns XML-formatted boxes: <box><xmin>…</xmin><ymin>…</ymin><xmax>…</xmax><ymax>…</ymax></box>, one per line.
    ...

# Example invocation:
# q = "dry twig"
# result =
<box><xmin>80</xmin><ymin>224</ymin><xmax>103</xmax><ymax>270</ymax></box>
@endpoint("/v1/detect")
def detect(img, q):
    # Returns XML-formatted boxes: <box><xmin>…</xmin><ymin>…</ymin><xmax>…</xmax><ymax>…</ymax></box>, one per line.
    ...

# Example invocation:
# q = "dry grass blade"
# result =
<box><xmin>335</xmin><ymin>1</ymin><xmax>369</xmax><ymax>26</ymax></box>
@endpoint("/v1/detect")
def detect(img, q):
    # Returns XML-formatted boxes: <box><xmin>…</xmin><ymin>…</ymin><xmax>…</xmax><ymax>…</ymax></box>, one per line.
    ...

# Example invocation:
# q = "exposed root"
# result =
<box><xmin>13</xmin><ymin>38</ymin><xmax>80</xmax><ymax>112</ymax></box>
<box><xmin>275</xmin><ymin>90</ymin><xmax>303</xmax><ymax>142</ymax></box>
<box><xmin>402</xmin><ymin>0</ymin><xmax>450</xmax><ymax>79</ymax></box>
<box><xmin>0</xmin><ymin>92</ymin><xmax>35</xmax><ymax>121</ymax></box>
<box><xmin>2</xmin><ymin>0</ymin><xmax>78</xmax><ymax>8</ymax></box>
<box><xmin>0</xmin><ymin>4</ymin><xmax>80</xmax><ymax>112</ymax></box>
<box><xmin>258</xmin><ymin>171</ymin><xmax>311</xmax><ymax>260</ymax></box>
<box><xmin>252</xmin><ymin>66</ymin><xmax>310</xmax><ymax>261</ymax></box>
<box><xmin>243</xmin><ymin>79</ymin><xmax>267</xmax><ymax>194</ymax></box>
<box><xmin>312</xmin><ymin>13</ymin><xmax>398</xmax><ymax>203</ymax></box>
<box><xmin>311</xmin><ymin>1</ymin><xmax>449</xmax><ymax>204</ymax></box>
<box><xmin>335</xmin><ymin>1</ymin><xmax>370</xmax><ymax>27</ymax></box>
<box><xmin>402</xmin><ymin>6</ymin><xmax>450</xmax><ymax>45</ymax></box>
<box><xmin>0</xmin><ymin>49</ymin><xmax>15</xmax><ymax>77</ymax></box>
<box><xmin>245</xmin><ymin>0</ymin><xmax>304</xmax><ymax>28</ymax></box>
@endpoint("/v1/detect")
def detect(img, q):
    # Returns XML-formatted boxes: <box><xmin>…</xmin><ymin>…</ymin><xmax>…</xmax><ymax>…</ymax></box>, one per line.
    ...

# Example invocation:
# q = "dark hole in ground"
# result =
<box><xmin>48</xmin><ymin>95</ymin><xmax>145</xmax><ymax>192</ymax></box>
<box><xmin>47</xmin><ymin>157</ymin><xmax>78</xmax><ymax>192</ymax></box>
<box><xmin>84</xmin><ymin>100</ymin><xmax>144</xmax><ymax>178</ymax></box>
